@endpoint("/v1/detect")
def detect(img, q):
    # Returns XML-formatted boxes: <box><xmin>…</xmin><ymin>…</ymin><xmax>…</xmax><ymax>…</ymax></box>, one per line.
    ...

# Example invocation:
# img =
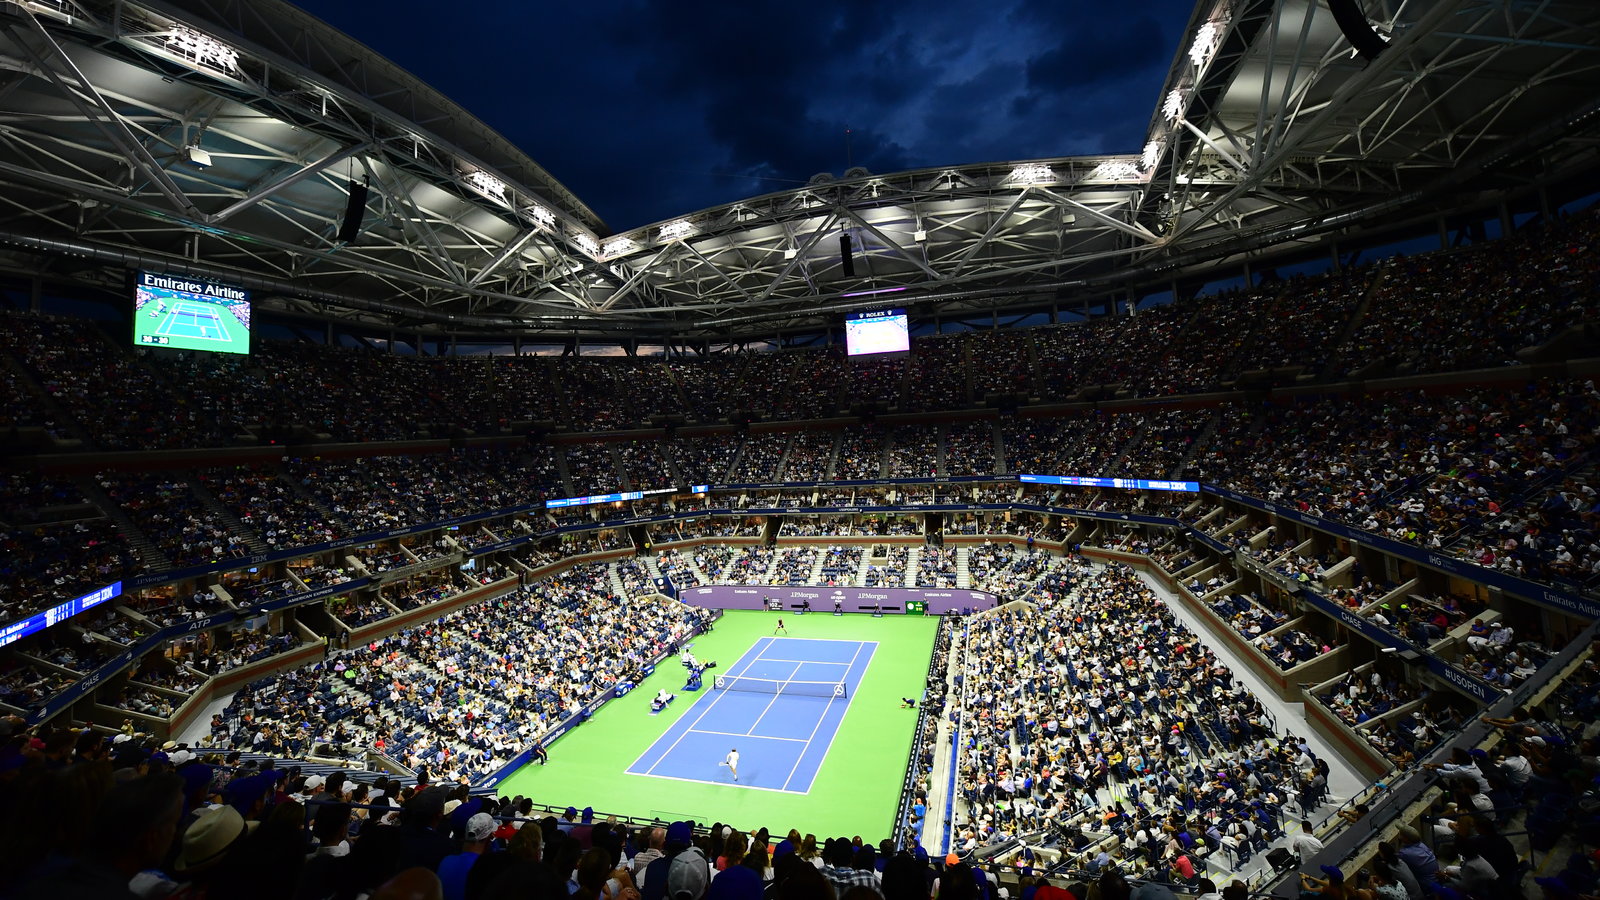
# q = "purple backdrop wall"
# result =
<box><xmin>679</xmin><ymin>584</ymin><xmax>998</xmax><ymax>615</ymax></box>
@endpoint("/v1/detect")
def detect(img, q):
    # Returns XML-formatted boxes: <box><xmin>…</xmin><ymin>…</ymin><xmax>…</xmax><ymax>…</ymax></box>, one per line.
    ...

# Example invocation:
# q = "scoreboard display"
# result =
<box><xmin>845</xmin><ymin>308</ymin><xmax>910</xmax><ymax>357</ymax></box>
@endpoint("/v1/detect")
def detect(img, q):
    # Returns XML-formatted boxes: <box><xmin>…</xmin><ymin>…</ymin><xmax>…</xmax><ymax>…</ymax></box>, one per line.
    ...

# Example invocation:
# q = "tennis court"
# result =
<box><xmin>153</xmin><ymin>299</ymin><xmax>238</xmax><ymax>344</ymax></box>
<box><xmin>494</xmin><ymin>610</ymin><xmax>937</xmax><ymax>836</ymax></box>
<box><xmin>626</xmin><ymin>637</ymin><xmax>876</xmax><ymax>793</ymax></box>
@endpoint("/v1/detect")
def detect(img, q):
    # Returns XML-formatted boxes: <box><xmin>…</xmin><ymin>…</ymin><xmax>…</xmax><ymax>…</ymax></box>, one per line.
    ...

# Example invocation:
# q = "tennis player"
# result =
<box><xmin>774</xmin><ymin>618</ymin><xmax>788</xmax><ymax>635</ymax></box>
<box><xmin>722</xmin><ymin>748</ymin><xmax>740</xmax><ymax>782</ymax></box>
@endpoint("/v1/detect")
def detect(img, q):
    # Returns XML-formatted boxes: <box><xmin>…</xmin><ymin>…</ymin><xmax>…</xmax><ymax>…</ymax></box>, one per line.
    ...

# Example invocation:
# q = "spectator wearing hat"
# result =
<box><xmin>667</xmin><ymin>846</ymin><xmax>713</xmax><ymax>900</ymax></box>
<box><xmin>438</xmin><ymin>812</ymin><xmax>498</xmax><ymax>900</ymax></box>
<box><xmin>642</xmin><ymin>821</ymin><xmax>696</xmax><ymax>900</ymax></box>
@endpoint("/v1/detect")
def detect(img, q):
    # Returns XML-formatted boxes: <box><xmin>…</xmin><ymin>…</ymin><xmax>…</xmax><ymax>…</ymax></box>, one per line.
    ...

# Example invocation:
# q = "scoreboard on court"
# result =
<box><xmin>845</xmin><ymin>308</ymin><xmax>910</xmax><ymax>357</ymax></box>
<box><xmin>132</xmin><ymin>271</ymin><xmax>252</xmax><ymax>356</ymax></box>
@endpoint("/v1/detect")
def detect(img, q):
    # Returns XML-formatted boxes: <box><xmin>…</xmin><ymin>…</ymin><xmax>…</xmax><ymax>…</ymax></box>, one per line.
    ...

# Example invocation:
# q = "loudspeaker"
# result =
<box><xmin>839</xmin><ymin>233</ymin><xmax>855</xmax><ymax>277</ymax></box>
<box><xmin>337</xmin><ymin>179</ymin><xmax>369</xmax><ymax>245</ymax></box>
<box><xmin>1327</xmin><ymin>0</ymin><xmax>1387</xmax><ymax>61</ymax></box>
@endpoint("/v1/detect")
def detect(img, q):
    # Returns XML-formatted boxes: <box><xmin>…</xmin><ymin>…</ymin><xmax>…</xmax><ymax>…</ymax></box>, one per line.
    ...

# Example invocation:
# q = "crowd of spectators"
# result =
<box><xmin>563</xmin><ymin>443</ymin><xmax>620</xmax><ymax>496</ymax></box>
<box><xmin>211</xmin><ymin>563</ymin><xmax>709</xmax><ymax>781</ymax></box>
<box><xmin>836</xmin><ymin>428</ymin><xmax>889</xmax><ymax>480</ymax></box>
<box><xmin>329</xmin><ymin>597</ymin><xmax>394</xmax><ymax>629</ymax></box>
<box><xmin>200</xmin><ymin>464</ymin><xmax>340</xmax><ymax>550</ymax></box>
<box><xmin>671</xmin><ymin>434</ymin><xmax>740</xmax><ymax>485</ymax></box>
<box><xmin>2</xmin><ymin>721</ymin><xmax>1009</xmax><ymax>900</ymax></box>
<box><xmin>916</xmin><ymin>547</ymin><xmax>958</xmax><ymax>588</ymax></box>
<box><xmin>865</xmin><ymin>547</ymin><xmax>911</xmax><ymax>587</ymax></box>
<box><xmin>955</xmin><ymin>560</ymin><xmax>1327</xmax><ymax>881</ymax></box>
<box><xmin>966</xmin><ymin>543</ymin><xmax>1063</xmax><ymax>596</ymax></box>
<box><xmin>887</xmin><ymin>427</ymin><xmax>939</xmax><ymax>479</ymax></box>
<box><xmin>944</xmin><ymin>422</ymin><xmax>1000</xmax><ymax>477</ymax></box>
<box><xmin>97</xmin><ymin>471</ymin><xmax>246</xmax><ymax>568</ymax></box>
<box><xmin>616</xmin><ymin>440</ymin><xmax>675</xmax><ymax>490</ymax></box>
<box><xmin>769</xmin><ymin>547</ymin><xmax>820</xmax><ymax>585</ymax></box>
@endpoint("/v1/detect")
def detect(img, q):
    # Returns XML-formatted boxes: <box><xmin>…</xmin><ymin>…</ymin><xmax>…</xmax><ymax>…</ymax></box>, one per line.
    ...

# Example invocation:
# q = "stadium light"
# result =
<box><xmin>526</xmin><ymin>204</ymin><xmax>555</xmax><ymax>226</ymax></box>
<box><xmin>602</xmin><ymin>236</ymin><xmax>635</xmax><ymax>258</ymax></box>
<box><xmin>466</xmin><ymin>169</ymin><xmax>506</xmax><ymax>201</ymax></box>
<box><xmin>1140</xmin><ymin>140</ymin><xmax>1164</xmax><ymax>171</ymax></box>
<box><xmin>165</xmin><ymin>25</ymin><xmax>241</xmax><ymax>75</ymax></box>
<box><xmin>1163</xmin><ymin>88</ymin><xmax>1188</xmax><ymax>123</ymax></box>
<box><xmin>1089</xmin><ymin>160</ymin><xmax>1141</xmax><ymax>182</ymax></box>
<box><xmin>1189</xmin><ymin>21</ymin><xmax>1223</xmax><ymax>69</ymax></box>
<box><xmin>1007</xmin><ymin>163</ymin><xmax>1055</xmax><ymax>185</ymax></box>
<box><xmin>658</xmin><ymin>219</ymin><xmax>694</xmax><ymax>241</ymax></box>
<box><xmin>571</xmin><ymin>232</ymin><xmax>599</xmax><ymax>256</ymax></box>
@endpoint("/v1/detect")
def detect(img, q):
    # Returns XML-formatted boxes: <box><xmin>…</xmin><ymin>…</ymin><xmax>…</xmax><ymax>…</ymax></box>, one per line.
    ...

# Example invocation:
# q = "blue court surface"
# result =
<box><xmin>154</xmin><ymin>300</ymin><xmax>233</xmax><ymax>343</ymax></box>
<box><xmin>626</xmin><ymin>637</ymin><xmax>876</xmax><ymax>794</ymax></box>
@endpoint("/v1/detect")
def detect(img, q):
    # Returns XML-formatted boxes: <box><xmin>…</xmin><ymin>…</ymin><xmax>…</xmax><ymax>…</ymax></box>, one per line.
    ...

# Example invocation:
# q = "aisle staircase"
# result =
<box><xmin>955</xmin><ymin>547</ymin><xmax>971</xmax><ymax>589</ymax></box>
<box><xmin>769</xmin><ymin>435</ymin><xmax>796</xmax><ymax>481</ymax></box>
<box><xmin>904</xmin><ymin>547</ymin><xmax>922</xmax><ymax>587</ymax></box>
<box><xmin>274</xmin><ymin>464</ymin><xmax>347</xmax><ymax>528</ymax></box>
<box><xmin>1174</xmin><ymin>409</ymin><xmax>1224</xmax><ymax>480</ymax></box>
<box><xmin>854</xmin><ymin>550</ymin><xmax>875</xmax><ymax>587</ymax></box>
<box><xmin>1106</xmin><ymin>415</ymin><xmax>1150</xmax><ymax>474</ymax></box>
<box><xmin>760</xmin><ymin>549</ymin><xmax>782</xmax><ymax>583</ymax></box>
<box><xmin>606</xmin><ymin>563</ymin><xmax>629</xmax><ymax>599</ymax></box>
<box><xmin>74</xmin><ymin>475</ymin><xmax>172</xmax><ymax>571</ymax></box>
<box><xmin>186</xmin><ymin>474</ymin><xmax>271</xmax><ymax>555</ymax></box>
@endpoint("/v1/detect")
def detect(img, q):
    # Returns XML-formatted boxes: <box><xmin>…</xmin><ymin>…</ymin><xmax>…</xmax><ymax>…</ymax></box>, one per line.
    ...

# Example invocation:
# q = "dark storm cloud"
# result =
<box><xmin>291</xmin><ymin>0</ymin><xmax>1194</xmax><ymax>230</ymax></box>
<box><xmin>1022</xmin><ymin>15</ymin><xmax>1168</xmax><ymax>93</ymax></box>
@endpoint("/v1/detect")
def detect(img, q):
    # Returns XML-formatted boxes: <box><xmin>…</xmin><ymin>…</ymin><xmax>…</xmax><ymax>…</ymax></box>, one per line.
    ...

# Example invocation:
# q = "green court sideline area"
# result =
<box><xmin>496</xmin><ymin>609</ymin><xmax>939</xmax><ymax>838</ymax></box>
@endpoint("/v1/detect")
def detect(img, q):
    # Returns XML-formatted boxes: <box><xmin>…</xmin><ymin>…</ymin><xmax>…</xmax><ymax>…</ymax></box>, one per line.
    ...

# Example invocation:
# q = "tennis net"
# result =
<box><xmin>712</xmin><ymin>675</ymin><xmax>847</xmax><ymax>698</ymax></box>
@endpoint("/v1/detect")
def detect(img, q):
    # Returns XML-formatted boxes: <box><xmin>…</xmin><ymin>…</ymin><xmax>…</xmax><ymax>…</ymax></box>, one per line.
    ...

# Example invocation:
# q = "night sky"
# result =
<box><xmin>292</xmin><ymin>0</ymin><xmax>1197</xmax><ymax>233</ymax></box>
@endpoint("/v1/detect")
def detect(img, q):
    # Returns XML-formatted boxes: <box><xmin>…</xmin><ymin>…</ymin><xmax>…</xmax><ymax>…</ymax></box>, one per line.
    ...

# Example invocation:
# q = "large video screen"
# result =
<box><xmin>845</xmin><ymin>308</ymin><xmax>909</xmax><ymax>357</ymax></box>
<box><xmin>133</xmin><ymin>271</ymin><xmax>251</xmax><ymax>355</ymax></box>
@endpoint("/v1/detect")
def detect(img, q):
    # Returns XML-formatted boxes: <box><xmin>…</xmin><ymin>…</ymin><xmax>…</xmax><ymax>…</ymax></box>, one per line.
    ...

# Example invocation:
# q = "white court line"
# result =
<box><xmin>628</xmin><ymin>768</ymin><xmax>809</xmax><ymax>795</ymax></box>
<box><xmin>762</xmin><ymin>637</ymin><xmax>877</xmax><ymax>645</ymax></box>
<box><xmin>173</xmin><ymin>302</ymin><xmax>232</xmax><ymax>342</ymax></box>
<box><xmin>779</xmin><ymin>640</ymin><xmax>877</xmax><ymax>792</ymax></box>
<box><xmin>626</xmin><ymin>636</ymin><xmax>773</xmax><ymax>776</ymax></box>
<box><xmin>746</xmin><ymin>660</ymin><xmax>802</xmax><ymax>735</ymax></box>
<box><xmin>751</xmin><ymin>658</ymin><xmax>852</xmax><ymax>665</ymax></box>
<box><xmin>690</xmin><ymin>728</ymin><xmax>806</xmax><ymax>743</ymax></box>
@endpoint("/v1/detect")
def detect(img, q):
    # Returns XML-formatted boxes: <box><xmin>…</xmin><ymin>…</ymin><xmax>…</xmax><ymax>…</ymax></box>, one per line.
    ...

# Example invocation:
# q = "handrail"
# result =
<box><xmin>892</xmin><ymin>615</ymin><xmax>946</xmax><ymax>849</ymax></box>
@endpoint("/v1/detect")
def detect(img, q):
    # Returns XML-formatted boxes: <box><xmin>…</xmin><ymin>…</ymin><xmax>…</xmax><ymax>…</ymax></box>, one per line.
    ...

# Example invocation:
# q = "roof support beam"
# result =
<box><xmin>681</xmin><ymin>240</ymin><xmax>756</xmax><ymax>304</ymax></box>
<box><xmin>467</xmin><ymin>227</ymin><xmax>542</xmax><ymax>288</ymax></box>
<box><xmin>207</xmin><ymin>142</ymin><xmax>370</xmax><ymax>225</ymax></box>
<box><xmin>839</xmin><ymin>206</ymin><xmax>942</xmax><ymax>281</ymax></box>
<box><xmin>359</xmin><ymin>155</ymin><xmax>468</xmax><ymax>287</ymax></box>
<box><xmin>4</xmin><ymin>17</ymin><xmax>201</xmax><ymax>220</ymax></box>
<box><xmin>756</xmin><ymin>212</ymin><xmax>842</xmax><ymax>302</ymax></box>
<box><xmin>1168</xmin><ymin>0</ymin><xmax>1472</xmax><ymax>242</ymax></box>
<box><xmin>947</xmin><ymin>188</ymin><xmax>1031</xmax><ymax>279</ymax></box>
<box><xmin>1032</xmin><ymin>190</ymin><xmax>1160</xmax><ymax>244</ymax></box>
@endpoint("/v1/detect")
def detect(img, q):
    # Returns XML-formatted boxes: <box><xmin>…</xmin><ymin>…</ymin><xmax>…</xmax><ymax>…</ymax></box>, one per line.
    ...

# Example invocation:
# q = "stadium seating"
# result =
<box><xmin>2</xmin><ymin>205</ymin><xmax>1600</xmax><ymax>900</ymax></box>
